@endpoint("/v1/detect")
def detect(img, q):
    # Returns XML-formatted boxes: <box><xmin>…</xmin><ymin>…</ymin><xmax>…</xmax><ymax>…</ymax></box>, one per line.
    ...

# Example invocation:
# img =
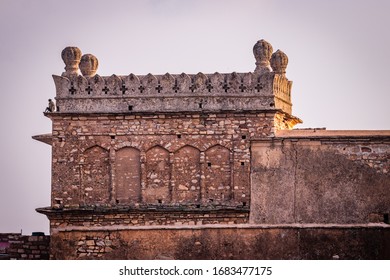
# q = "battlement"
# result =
<box><xmin>53</xmin><ymin>40</ymin><xmax>296</xmax><ymax>116</ymax></box>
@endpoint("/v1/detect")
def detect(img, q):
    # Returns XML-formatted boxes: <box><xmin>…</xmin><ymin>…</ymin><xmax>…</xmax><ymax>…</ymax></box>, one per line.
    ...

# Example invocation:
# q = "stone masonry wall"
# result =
<box><xmin>43</xmin><ymin>209</ymin><xmax>249</xmax><ymax>232</ymax></box>
<box><xmin>250</xmin><ymin>136</ymin><xmax>390</xmax><ymax>224</ymax></box>
<box><xmin>49</xmin><ymin>225</ymin><xmax>390</xmax><ymax>260</ymax></box>
<box><xmin>33</xmin><ymin>41</ymin><xmax>390</xmax><ymax>260</ymax></box>
<box><xmin>50</xmin><ymin>112</ymin><xmax>275</xmax><ymax>209</ymax></box>
<box><xmin>0</xmin><ymin>233</ymin><xmax>50</xmax><ymax>260</ymax></box>
<box><xmin>53</xmin><ymin>71</ymin><xmax>293</xmax><ymax>115</ymax></box>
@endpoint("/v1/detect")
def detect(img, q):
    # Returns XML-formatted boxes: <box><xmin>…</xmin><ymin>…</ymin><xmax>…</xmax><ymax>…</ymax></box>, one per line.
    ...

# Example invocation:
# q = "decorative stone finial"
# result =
<box><xmin>253</xmin><ymin>39</ymin><xmax>273</xmax><ymax>74</ymax></box>
<box><xmin>61</xmin><ymin>46</ymin><xmax>82</xmax><ymax>77</ymax></box>
<box><xmin>271</xmin><ymin>49</ymin><xmax>288</xmax><ymax>76</ymax></box>
<box><xmin>79</xmin><ymin>54</ymin><xmax>99</xmax><ymax>77</ymax></box>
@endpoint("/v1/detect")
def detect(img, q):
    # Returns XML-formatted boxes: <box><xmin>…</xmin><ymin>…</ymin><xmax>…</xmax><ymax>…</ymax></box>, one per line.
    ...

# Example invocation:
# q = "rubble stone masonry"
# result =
<box><xmin>49</xmin><ymin>113</ymin><xmax>275</xmax><ymax>209</ymax></box>
<box><xmin>0</xmin><ymin>233</ymin><xmax>50</xmax><ymax>260</ymax></box>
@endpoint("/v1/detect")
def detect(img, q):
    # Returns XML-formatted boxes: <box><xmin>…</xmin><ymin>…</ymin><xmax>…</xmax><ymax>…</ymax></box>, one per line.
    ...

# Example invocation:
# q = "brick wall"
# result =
<box><xmin>0</xmin><ymin>233</ymin><xmax>50</xmax><ymax>260</ymax></box>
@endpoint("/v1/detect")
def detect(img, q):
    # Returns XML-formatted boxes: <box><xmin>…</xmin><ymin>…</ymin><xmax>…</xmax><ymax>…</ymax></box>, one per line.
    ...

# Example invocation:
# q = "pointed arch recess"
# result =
<box><xmin>81</xmin><ymin>145</ymin><xmax>110</xmax><ymax>205</ymax></box>
<box><xmin>144</xmin><ymin>146</ymin><xmax>171</xmax><ymax>203</ymax></box>
<box><xmin>172</xmin><ymin>145</ymin><xmax>201</xmax><ymax>203</ymax></box>
<box><xmin>115</xmin><ymin>147</ymin><xmax>141</xmax><ymax>203</ymax></box>
<box><xmin>204</xmin><ymin>145</ymin><xmax>232</xmax><ymax>202</ymax></box>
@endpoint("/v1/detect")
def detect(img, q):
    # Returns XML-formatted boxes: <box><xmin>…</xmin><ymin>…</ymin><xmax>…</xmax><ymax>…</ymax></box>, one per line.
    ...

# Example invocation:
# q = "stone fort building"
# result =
<box><xmin>33</xmin><ymin>39</ymin><xmax>390</xmax><ymax>259</ymax></box>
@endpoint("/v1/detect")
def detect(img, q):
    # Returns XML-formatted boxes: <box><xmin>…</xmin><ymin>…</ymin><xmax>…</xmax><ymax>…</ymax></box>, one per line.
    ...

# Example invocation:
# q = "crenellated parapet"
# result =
<box><xmin>52</xmin><ymin>40</ymin><xmax>297</xmax><ymax>116</ymax></box>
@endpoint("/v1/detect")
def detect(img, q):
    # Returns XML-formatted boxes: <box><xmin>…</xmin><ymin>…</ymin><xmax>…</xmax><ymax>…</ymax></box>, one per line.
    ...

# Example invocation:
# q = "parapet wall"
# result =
<box><xmin>53</xmin><ymin>72</ymin><xmax>293</xmax><ymax>114</ymax></box>
<box><xmin>52</xmin><ymin>40</ymin><xmax>297</xmax><ymax>117</ymax></box>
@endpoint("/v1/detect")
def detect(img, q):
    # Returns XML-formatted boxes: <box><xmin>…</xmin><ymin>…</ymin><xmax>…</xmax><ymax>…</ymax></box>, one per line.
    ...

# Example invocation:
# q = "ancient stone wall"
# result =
<box><xmin>49</xmin><ymin>113</ymin><xmax>275</xmax><ymax>209</ymax></box>
<box><xmin>53</xmin><ymin>72</ymin><xmax>293</xmax><ymax>115</ymax></box>
<box><xmin>41</xmin><ymin>208</ymin><xmax>249</xmax><ymax>232</ymax></box>
<box><xmin>49</xmin><ymin>225</ymin><xmax>390</xmax><ymax>260</ymax></box>
<box><xmin>0</xmin><ymin>233</ymin><xmax>50</xmax><ymax>260</ymax></box>
<box><xmin>250</xmin><ymin>133</ymin><xmax>390</xmax><ymax>224</ymax></box>
<box><xmin>33</xmin><ymin>40</ymin><xmax>390</xmax><ymax>260</ymax></box>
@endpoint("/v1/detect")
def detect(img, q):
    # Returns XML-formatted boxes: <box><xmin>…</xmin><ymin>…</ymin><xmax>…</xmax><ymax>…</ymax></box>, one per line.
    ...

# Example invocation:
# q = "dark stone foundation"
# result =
<box><xmin>50</xmin><ymin>224</ymin><xmax>390</xmax><ymax>260</ymax></box>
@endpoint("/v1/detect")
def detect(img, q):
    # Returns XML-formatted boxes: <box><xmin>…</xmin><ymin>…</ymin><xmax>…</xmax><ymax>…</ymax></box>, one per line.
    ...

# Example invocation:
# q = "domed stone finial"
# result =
<box><xmin>61</xmin><ymin>46</ymin><xmax>82</xmax><ymax>76</ymax></box>
<box><xmin>271</xmin><ymin>49</ymin><xmax>288</xmax><ymax>75</ymax></box>
<box><xmin>253</xmin><ymin>39</ymin><xmax>273</xmax><ymax>73</ymax></box>
<box><xmin>79</xmin><ymin>54</ymin><xmax>99</xmax><ymax>77</ymax></box>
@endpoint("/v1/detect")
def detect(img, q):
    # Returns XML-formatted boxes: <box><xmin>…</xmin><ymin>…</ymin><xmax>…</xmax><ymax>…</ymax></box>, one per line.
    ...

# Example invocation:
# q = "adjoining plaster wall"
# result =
<box><xmin>250</xmin><ymin>134</ymin><xmax>390</xmax><ymax>224</ymax></box>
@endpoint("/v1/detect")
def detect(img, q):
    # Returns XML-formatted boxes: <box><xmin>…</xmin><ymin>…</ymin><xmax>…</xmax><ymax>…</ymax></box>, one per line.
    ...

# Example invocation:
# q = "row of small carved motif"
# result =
<box><xmin>55</xmin><ymin>72</ymin><xmax>287</xmax><ymax>96</ymax></box>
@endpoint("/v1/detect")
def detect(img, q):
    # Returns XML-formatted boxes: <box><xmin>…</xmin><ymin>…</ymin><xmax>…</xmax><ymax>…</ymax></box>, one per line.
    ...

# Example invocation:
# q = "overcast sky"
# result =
<box><xmin>0</xmin><ymin>0</ymin><xmax>389</xmax><ymax>235</ymax></box>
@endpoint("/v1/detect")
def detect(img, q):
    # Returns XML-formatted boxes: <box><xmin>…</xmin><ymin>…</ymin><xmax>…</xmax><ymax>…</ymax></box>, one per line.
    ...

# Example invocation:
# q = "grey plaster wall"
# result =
<box><xmin>250</xmin><ymin>137</ymin><xmax>390</xmax><ymax>224</ymax></box>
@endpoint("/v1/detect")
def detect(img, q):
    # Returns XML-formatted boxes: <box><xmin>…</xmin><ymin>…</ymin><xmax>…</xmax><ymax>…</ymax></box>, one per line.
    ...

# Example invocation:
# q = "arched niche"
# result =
<box><xmin>204</xmin><ymin>145</ymin><xmax>232</xmax><ymax>202</ymax></box>
<box><xmin>81</xmin><ymin>146</ymin><xmax>110</xmax><ymax>205</ymax></box>
<box><xmin>115</xmin><ymin>147</ymin><xmax>141</xmax><ymax>203</ymax></box>
<box><xmin>172</xmin><ymin>145</ymin><xmax>201</xmax><ymax>203</ymax></box>
<box><xmin>144</xmin><ymin>146</ymin><xmax>170</xmax><ymax>203</ymax></box>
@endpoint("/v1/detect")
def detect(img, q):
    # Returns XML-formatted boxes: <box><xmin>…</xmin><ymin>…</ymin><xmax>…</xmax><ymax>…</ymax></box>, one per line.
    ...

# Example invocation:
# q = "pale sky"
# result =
<box><xmin>0</xmin><ymin>0</ymin><xmax>389</xmax><ymax>235</ymax></box>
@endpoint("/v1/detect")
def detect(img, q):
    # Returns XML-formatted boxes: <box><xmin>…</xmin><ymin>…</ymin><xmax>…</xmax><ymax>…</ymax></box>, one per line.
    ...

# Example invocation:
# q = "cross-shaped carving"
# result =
<box><xmin>85</xmin><ymin>85</ymin><xmax>93</xmax><ymax>94</ymax></box>
<box><xmin>206</xmin><ymin>82</ymin><xmax>213</xmax><ymax>92</ymax></box>
<box><xmin>102</xmin><ymin>86</ymin><xmax>109</xmax><ymax>94</ymax></box>
<box><xmin>172</xmin><ymin>80</ymin><xmax>179</xmax><ymax>93</ymax></box>
<box><xmin>255</xmin><ymin>83</ymin><xmax>263</xmax><ymax>92</ymax></box>
<box><xmin>239</xmin><ymin>83</ymin><xmax>247</xmax><ymax>92</ymax></box>
<box><xmin>69</xmin><ymin>83</ymin><xmax>76</xmax><ymax>95</ymax></box>
<box><xmin>155</xmin><ymin>84</ymin><xmax>163</xmax><ymax>93</ymax></box>
<box><xmin>189</xmin><ymin>84</ymin><xmax>196</xmax><ymax>93</ymax></box>
<box><xmin>223</xmin><ymin>83</ymin><xmax>230</xmax><ymax>93</ymax></box>
<box><xmin>120</xmin><ymin>84</ymin><xmax>128</xmax><ymax>94</ymax></box>
<box><xmin>138</xmin><ymin>85</ymin><xmax>145</xmax><ymax>93</ymax></box>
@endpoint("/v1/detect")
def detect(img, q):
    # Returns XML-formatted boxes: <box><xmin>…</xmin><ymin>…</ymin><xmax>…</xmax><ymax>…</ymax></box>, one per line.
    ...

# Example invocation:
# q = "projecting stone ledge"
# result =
<box><xmin>32</xmin><ymin>133</ymin><xmax>52</xmax><ymax>145</ymax></box>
